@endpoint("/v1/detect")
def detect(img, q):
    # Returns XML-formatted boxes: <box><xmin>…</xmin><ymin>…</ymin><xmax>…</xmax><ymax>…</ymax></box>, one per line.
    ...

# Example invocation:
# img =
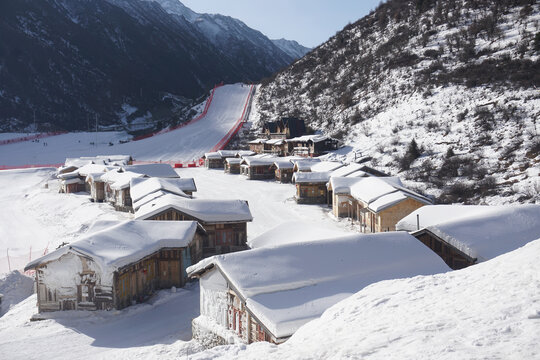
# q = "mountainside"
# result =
<box><xmin>0</xmin><ymin>0</ymin><xmax>298</xmax><ymax>132</ymax></box>
<box><xmin>254</xmin><ymin>0</ymin><xmax>540</xmax><ymax>204</ymax></box>
<box><xmin>271</xmin><ymin>38</ymin><xmax>312</xmax><ymax>60</ymax></box>
<box><xmin>142</xmin><ymin>0</ymin><xmax>303</xmax><ymax>78</ymax></box>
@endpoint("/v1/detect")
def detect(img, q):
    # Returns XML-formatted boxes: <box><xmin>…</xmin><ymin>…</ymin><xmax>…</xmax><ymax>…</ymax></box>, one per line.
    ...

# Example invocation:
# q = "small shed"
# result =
<box><xmin>24</xmin><ymin>220</ymin><xmax>205</xmax><ymax>312</ymax></box>
<box><xmin>187</xmin><ymin>232</ymin><xmax>449</xmax><ymax>346</ymax></box>
<box><xmin>204</xmin><ymin>152</ymin><xmax>224</xmax><ymax>169</ymax></box>
<box><xmin>397</xmin><ymin>204</ymin><xmax>540</xmax><ymax>270</ymax></box>
<box><xmin>270</xmin><ymin>160</ymin><xmax>295</xmax><ymax>183</ymax></box>
<box><xmin>240</xmin><ymin>157</ymin><xmax>277</xmax><ymax>180</ymax></box>
<box><xmin>135</xmin><ymin>194</ymin><xmax>253</xmax><ymax>258</ymax></box>
<box><xmin>248</xmin><ymin>139</ymin><xmax>267</xmax><ymax>154</ymax></box>
<box><xmin>292</xmin><ymin>171</ymin><xmax>332</xmax><ymax>204</ymax></box>
<box><xmin>327</xmin><ymin>176</ymin><xmax>365</xmax><ymax>218</ymax></box>
<box><xmin>224</xmin><ymin>158</ymin><xmax>243</xmax><ymax>174</ymax></box>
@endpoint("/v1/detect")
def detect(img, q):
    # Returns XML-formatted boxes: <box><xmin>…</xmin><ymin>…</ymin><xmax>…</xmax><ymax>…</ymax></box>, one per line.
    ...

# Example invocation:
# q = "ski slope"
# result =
<box><xmin>0</xmin><ymin>84</ymin><xmax>251</xmax><ymax>166</ymax></box>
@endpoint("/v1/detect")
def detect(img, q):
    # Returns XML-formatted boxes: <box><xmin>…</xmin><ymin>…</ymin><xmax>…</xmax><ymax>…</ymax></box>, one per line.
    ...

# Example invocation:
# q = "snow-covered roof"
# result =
<box><xmin>248</xmin><ymin>221</ymin><xmax>351</xmax><ymax>249</ymax></box>
<box><xmin>225</xmin><ymin>158</ymin><xmax>243</xmax><ymax>165</ymax></box>
<box><xmin>122</xmin><ymin>164</ymin><xmax>179</xmax><ymax>178</ymax></box>
<box><xmin>273</xmin><ymin>160</ymin><xmax>294</xmax><ymax>169</ymax></box>
<box><xmin>204</xmin><ymin>152</ymin><xmax>222</xmax><ymax>160</ymax></box>
<box><xmin>286</xmin><ymin>134</ymin><xmax>329</xmax><ymax>143</ymax></box>
<box><xmin>217</xmin><ymin>150</ymin><xmax>237</xmax><ymax>158</ymax></box>
<box><xmin>293</xmin><ymin>171</ymin><xmax>332</xmax><ymax>184</ymax></box>
<box><xmin>327</xmin><ymin>176</ymin><xmax>364</xmax><ymax>194</ymax></box>
<box><xmin>188</xmin><ymin>232</ymin><xmax>450</xmax><ymax>339</ymax></box>
<box><xmin>349</xmin><ymin>177</ymin><xmax>431</xmax><ymax>211</ymax></box>
<box><xmin>265</xmin><ymin>139</ymin><xmax>285</xmax><ymax>145</ymax></box>
<box><xmin>130</xmin><ymin>177</ymin><xmax>193</xmax><ymax>203</ymax></box>
<box><xmin>397</xmin><ymin>205</ymin><xmax>540</xmax><ymax>262</ymax></box>
<box><xmin>132</xmin><ymin>190</ymin><xmax>170</xmax><ymax>211</ymax></box>
<box><xmin>292</xmin><ymin>158</ymin><xmax>321</xmax><ymax>172</ymax></box>
<box><xmin>248</xmin><ymin>138</ymin><xmax>267</xmax><ymax>144</ymax></box>
<box><xmin>101</xmin><ymin>170</ymin><xmax>144</xmax><ymax>190</ymax></box>
<box><xmin>310</xmin><ymin>161</ymin><xmax>344</xmax><ymax>173</ymax></box>
<box><xmin>241</xmin><ymin>156</ymin><xmax>277</xmax><ymax>167</ymax></box>
<box><xmin>61</xmin><ymin>178</ymin><xmax>84</xmax><ymax>185</ymax></box>
<box><xmin>135</xmin><ymin>194</ymin><xmax>253</xmax><ymax>224</ymax></box>
<box><xmin>236</xmin><ymin>150</ymin><xmax>256</xmax><ymax>157</ymax></box>
<box><xmin>329</xmin><ymin>163</ymin><xmax>364</xmax><ymax>177</ymax></box>
<box><xmin>25</xmin><ymin>220</ymin><xmax>199</xmax><ymax>282</ymax></box>
<box><xmin>76</xmin><ymin>164</ymin><xmax>111</xmax><ymax>177</ymax></box>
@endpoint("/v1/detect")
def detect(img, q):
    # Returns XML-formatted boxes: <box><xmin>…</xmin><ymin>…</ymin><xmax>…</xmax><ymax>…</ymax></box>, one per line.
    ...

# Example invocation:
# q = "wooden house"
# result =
<box><xmin>86</xmin><ymin>173</ymin><xmax>106</xmax><ymax>202</ymax></box>
<box><xmin>187</xmin><ymin>231</ymin><xmax>449</xmax><ymax>347</ymax></box>
<box><xmin>292</xmin><ymin>171</ymin><xmax>332</xmax><ymax>204</ymax></box>
<box><xmin>396</xmin><ymin>204</ymin><xmax>540</xmax><ymax>270</ymax></box>
<box><xmin>135</xmin><ymin>194</ymin><xmax>253</xmax><ymax>258</ymax></box>
<box><xmin>327</xmin><ymin>176</ymin><xmax>365</xmax><ymax>218</ymax></box>
<box><xmin>286</xmin><ymin>135</ymin><xmax>339</xmax><ymax>157</ymax></box>
<box><xmin>204</xmin><ymin>152</ymin><xmax>224</xmax><ymax>169</ymax></box>
<box><xmin>262</xmin><ymin>117</ymin><xmax>306</xmax><ymax>140</ymax></box>
<box><xmin>240</xmin><ymin>157</ymin><xmax>277</xmax><ymax>180</ymax></box>
<box><xmin>59</xmin><ymin>177</ymin><xmax>86</xmax><ymax>194</ymax></box>
<box><xmin>292</xmin><ymin>158</ymin><xmax>321</xmax><ymax>173</ymax></box>
<box><xmin>224</xmin><ymin>158</ymin><xmax>242</xmax><ymax>174</ymax></box>
<box><xmin>248</xmin><ymin>139</ymin><xmax>267</xmax><ymax>154</ymax></box>
<box><xmin>350</xmin><ymin>177</ymin><xmax>432</xmax><ymax>233</ymax></box>
<box><xmin>270</xmin><ymin>160</ymin><xmax>295</xmax><ymax>183</ymax></box>
<box><xmin>101</xmin><ymin>170</ymin><xmax>144</xmax><ymax>212</ymax></box>
<box><xmin>24</xmin><ymin>220</ymin><xmax>205</xmax><ymax>312</ymax></box>
<box><xmin>264</xmin><ymin>139</ymin><xmax>287</xmax><ymax>156</ymax></box>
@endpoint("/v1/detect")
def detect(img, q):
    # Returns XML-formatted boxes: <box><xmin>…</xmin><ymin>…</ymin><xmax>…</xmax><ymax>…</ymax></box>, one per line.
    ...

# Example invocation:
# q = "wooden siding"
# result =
<box><xmin>146</xmin><ymin>209</ymin><xmax>248</xmax><ymax>259</ymax></box>
<box><xmin>414</xmin><ymin>230</ymin><xmax>476</xmax><ymax>270</ymax></box>
<box><xmin>358</xmin><ymin>198</ymin><xmax>426</xmax><ymax>233</ymax></box>
<box><xmin>205</xmin><ymin>158</ymin><xmax>224</xmax><ymax>169</ymax></box>
<box><xmin>274</xmin><ymin>168</ymin><xmax>293</xmax><ymax>183</ymax></box>
<box><xmin>225</xmin><ymin>163</ymin><xmax>241</xmax><ymax>174</ymax></box>
<box><xmin>295</xmin><ymin>183</ymin><xmax>328</xmax><ymax>204</ymax></box>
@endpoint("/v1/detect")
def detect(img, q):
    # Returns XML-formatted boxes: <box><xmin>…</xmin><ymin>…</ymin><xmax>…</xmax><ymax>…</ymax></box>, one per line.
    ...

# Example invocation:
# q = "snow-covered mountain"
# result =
<box><xmin>0</xmin><ymin>0</ymin><xmax>304</xmax><ymax>132</ymax></box>
<box><xmin>142</xmin><ymin>0</ymin><xmax>304</xmax><ymax>75</ymax></box>
<box><xmin>253</xmin><ymin>0</ymin><xmax>540</xmax><ymax>205</ymax></box>
<box><xmin>272</xmin><ymin>38</ymin><xmax>312</xmax><ymax>60</ymax></box>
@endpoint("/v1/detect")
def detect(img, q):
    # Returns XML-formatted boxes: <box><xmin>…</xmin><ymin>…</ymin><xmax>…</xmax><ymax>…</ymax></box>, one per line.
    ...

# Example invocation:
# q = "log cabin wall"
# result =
<box><xmin>247</xmin><ymin>165</ymin><xmax>274</xmax><ymax>180</ymax></box>
<box><xmin>205</xmin><ymin>158</ymin><xmax>224</xmax><ymax>169</ymax></box>
<box><xmin>295</xmin><ymin>183</ymin><xmax>327</xmax><ymax>204</ymax></box>
<box><xmin>114</xmin><ymin>247</ymin><xmax>186</xmax><ymax>310</ymax></box>
<box><xmin>147</xmin><ymin>209</ymin><xmax>248</xmax><ymax>259</ymax></box>
<box><xmin>414</xmin><ymin>231</ymin><xmax>475</xmax><ymax>270</ymax></box>
<box><xmin>333</xmin><ymin>194</ymin><xmax>357</xmax><ymax>218</ymax></box>
<box><xmin>377</xmin><ymin>198</ymin><xmax>426</xmax><ymax>232</ymax></box>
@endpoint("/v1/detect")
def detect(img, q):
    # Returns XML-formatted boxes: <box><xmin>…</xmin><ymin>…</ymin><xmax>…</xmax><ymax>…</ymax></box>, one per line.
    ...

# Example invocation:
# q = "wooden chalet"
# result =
<box><xmin>240</xmin><ymin>157</ymin><xmax>276</xmax><ymax>180</ymax></box>
<box><xmin>286</xmin><ymin>135</ymin><xmax>339</xmax><ymax>157</ymax></box>
<box><xmin>187</xmin><ymin>231</ymin><xmax>449</xmax><ymax>347</ymax></box>
<box><xmin>350</xmin><ymin>177</ymin><xmax>432</xmax><ymax>233</ymax></box>
<box><xmin>101</xmin><ymin>170</ymin><xmax>144</xmax><ymax>212</ymax></box>
<box><xmin>270</xmin><ymin>160</ymin><xmax>295</xmax><ymax>183</ymax></box>
<box><xmin>248</xmin><ymin>139</ymin><xmax>267</xmax><ymax>154</ymax></box>
<box><xmin>204</xmin><ymin>152</ymin><xmax>224</xmax><ymax>169</ymax></box>
<box><xmin>292</xmin><ymin>171</ymin><xmax>332</xmax><ymax>204</ymax></box>
<box><xmin>396</xmin><ymin>204</ymin><xmax>540</xmax><ymax>270</ymax></box>
<box><xmin>135</xmin><ymin>194</ymin><xmax>253</xmax><ymax>258</ymax></box>
<box><xmin>24</xmin><ymin>221</ymin><xmax>204</xmax><ymax>312</ymax></box>
<box><xmin>262</xmin><ymin>117</ymin><xmax>306</xmax><ymax>140</ymax></box>
<box><xmin>327</xmin><ymin>176</ymin><xmax>365</xmax><ymax>218</ymax></box>
<box><xmin>224</xmin><ymin>158</ymin><xmax>242</xmax><ymax>174</ymax></box>
<box><xmin>87</xmin><ymin>173</ymin><xmax>106</xmax><ymax>202</ymax></box>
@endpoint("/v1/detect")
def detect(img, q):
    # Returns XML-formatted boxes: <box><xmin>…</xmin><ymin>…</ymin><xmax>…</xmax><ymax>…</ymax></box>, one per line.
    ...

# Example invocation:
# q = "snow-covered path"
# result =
<box><xmin>0</xmin><ymin>84</ymin><xmax>251</xmax><ymax>166</ymax></box>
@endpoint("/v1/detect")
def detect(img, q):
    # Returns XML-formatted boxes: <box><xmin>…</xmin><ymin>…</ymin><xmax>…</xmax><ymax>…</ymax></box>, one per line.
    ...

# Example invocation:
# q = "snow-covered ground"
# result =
<box><xmin>0</xmin><ymin>84</ymin><xmax>251</xmax><ymax>166</ymax></box>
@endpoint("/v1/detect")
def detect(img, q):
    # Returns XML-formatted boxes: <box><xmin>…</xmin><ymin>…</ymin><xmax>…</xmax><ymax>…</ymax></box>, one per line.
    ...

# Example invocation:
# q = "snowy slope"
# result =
<box><xmin>191</xmin><ymin>239</ymin><xmax>540</xmax><ymax>360</ymax></box>
<box><xmin>0</xmin><ymin>84</ymin><xmax>251</xmax><ymax>166</ymax></box>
